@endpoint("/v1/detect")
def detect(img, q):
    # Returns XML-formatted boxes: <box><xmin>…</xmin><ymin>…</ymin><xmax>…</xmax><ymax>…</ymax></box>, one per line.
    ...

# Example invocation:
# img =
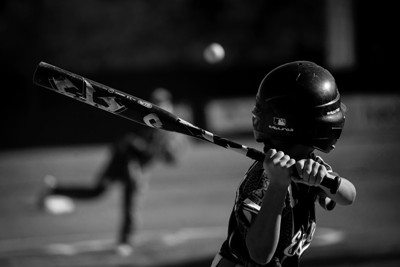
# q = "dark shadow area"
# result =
<box><xmin>1</xmin><ymin>0</ymin><xmax>397</xmax><ymax>150</ymax></box>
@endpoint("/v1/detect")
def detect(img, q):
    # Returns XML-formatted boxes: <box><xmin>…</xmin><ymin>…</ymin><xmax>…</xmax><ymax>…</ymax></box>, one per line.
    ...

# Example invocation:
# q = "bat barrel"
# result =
<box><xmin>33</xmin><ymin>62</ymin><xmax>180</xmax><ymax>129</ymax></box>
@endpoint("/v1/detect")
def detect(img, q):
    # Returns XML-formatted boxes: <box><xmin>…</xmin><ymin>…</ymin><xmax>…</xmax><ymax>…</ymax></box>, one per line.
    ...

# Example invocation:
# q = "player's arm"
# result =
<box><xmin>245</xmin><ymin>149</ymin><xmax>294</xmax><ymax>265</ymax></box>
<box><xmin>293</xmin><ymin>159</ymin><xmax>356</xmax><ymax>206</ymax></box>
<box><xmin>319</xmin><ymin>173</ymin><xmax>356</xmax><ymax>205</ymax></box>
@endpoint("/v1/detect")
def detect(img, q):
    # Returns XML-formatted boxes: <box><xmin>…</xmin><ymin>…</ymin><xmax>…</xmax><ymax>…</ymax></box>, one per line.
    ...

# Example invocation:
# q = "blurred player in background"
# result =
<box><xmin>211</xmin><ymin>61</ymin><xmax>356</xmax><ymax>267</ymax></box>
<box><xmin>38</xmin><ymin>88</ymin><xmax>187</xmax><ymax>256</ymax></box>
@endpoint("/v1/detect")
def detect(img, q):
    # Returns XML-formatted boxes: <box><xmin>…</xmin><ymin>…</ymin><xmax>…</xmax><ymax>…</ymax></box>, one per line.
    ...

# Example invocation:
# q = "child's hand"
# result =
<box><xmin>263</xmin><ymin>149</ymin><xmax>296</xmax><ymax>188</ymax></box>
<box><xmin>293</xmin><ymin>159</ymin><xmax>327</xmax><ymax>186</ymax></box>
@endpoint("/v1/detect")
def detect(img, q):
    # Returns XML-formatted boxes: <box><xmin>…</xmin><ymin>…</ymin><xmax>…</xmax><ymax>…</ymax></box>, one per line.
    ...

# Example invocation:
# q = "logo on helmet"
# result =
<box><xmin>270</xmin><ymin>117</ymin><xmax>294</xmax><ymax>132</ymax></box>
<box><xmin>269</xmin><ymin>125</ymin><xmax>294</xmax><ymax>132</ymax></box>
<box><xmin>274</xmin><ymin>117</ymin><xmax>287</xmax><ymax>126</ymax></box>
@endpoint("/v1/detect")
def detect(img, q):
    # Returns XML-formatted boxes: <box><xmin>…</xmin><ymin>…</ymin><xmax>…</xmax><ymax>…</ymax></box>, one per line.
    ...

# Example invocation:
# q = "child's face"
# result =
<box><xmin>270</xmin><ymin>140</ymin><xmax>314</xmax><ymax>161</ymax></box>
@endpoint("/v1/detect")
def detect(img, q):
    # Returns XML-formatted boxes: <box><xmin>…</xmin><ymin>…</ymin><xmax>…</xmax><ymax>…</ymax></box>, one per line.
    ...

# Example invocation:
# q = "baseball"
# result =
<box><xmin>204</xmin><ymin>43</ymin><xmax>225</xmax><ymax>64</ymax></box>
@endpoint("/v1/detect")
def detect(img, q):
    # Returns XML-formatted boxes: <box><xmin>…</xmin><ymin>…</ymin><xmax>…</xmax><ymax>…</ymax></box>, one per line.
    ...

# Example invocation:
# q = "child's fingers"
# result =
<box><xmin>264</xmin><ymin>148</ymin><xmax>277</xmax><ymax>159</ymax></box>
<box><xmin>287</xmin><ymin>158</ymin><xmax>296</xmax><ymax>168</ymax></box>
<box><xmin>293</xmin><ymin>160</ymin><xmax>328</xmax><ymax>186</ymax></box>
<box><xmin>272</xmin><ymin>151</ymin><xmax>286</xmax><ymax>165</ymax></box>
<box><xmin>295</xmin><ymin>159</ymin><xmax>305</xmax><ymax>178</ymax></box>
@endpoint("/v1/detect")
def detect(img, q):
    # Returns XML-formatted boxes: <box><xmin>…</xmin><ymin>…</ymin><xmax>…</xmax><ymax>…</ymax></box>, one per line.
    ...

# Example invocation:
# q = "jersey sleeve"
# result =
<box><xmin>223</xmin><ymin>162</ymin><xmax>269</xmax><ymax>264</ymax></box>
<box><xmin>234</xmin><ymin>163</ymin><xmax>269</xmax><ymax>238</ymax></box>
<box><xmin>242</xmin><ymin>197</ymin><xmax>261</xmax><ymax>223</ymax></box>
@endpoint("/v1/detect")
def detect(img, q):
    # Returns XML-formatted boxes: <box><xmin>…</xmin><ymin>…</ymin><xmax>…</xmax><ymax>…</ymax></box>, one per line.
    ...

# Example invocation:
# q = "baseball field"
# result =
<box><xmin>0</xmin><ymin>128</ymin><xmax>399</xmax><ymax>267</ymax></box>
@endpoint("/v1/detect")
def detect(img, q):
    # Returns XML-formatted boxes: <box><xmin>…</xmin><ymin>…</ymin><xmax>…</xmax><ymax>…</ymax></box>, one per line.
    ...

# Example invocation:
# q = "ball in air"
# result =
<box><xmin>203</xmin><ymin>43</ymin><xmax>225</xmax><ymax>64</ymax></box>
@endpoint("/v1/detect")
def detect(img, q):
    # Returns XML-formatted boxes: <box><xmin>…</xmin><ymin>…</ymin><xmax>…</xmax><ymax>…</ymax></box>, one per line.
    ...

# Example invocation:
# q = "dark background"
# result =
<box><xmin>1</xmin><ymin>2</ymin><xmax>400</xmax><ymax>267</ymax></box>
<box><xmin>0</xmin><ymin>0</ymin><xmax>397</xmax><ymax>149</ymax></box>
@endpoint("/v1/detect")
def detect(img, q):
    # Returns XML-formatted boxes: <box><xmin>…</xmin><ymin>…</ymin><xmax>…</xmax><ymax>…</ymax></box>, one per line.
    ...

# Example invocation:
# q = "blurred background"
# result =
<box><xmin>1</xmin><ymin>0</ymin><xmax>398</xmax><ymax>148</ymax></box>
<box><xmin>0</xmin><ymin>0</ymin><xmax>399</xmax><ymax>267</ymax></box>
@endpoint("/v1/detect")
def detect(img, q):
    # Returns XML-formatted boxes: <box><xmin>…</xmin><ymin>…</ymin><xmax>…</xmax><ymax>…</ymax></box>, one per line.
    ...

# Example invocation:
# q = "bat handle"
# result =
<box><xmin>246</xmin><ymin>148</ymin><xmax>341</xmax><ymax>194</ymax></box>
<box><xmin>292</xmin><ymin>168</ymin><xmax>341</xmax><ymax>194</ymax></box>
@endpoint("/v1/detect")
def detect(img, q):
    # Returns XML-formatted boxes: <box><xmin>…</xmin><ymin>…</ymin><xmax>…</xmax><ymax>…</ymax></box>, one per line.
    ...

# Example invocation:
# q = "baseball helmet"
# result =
<box><xmin>252</xmin><ymin>61</ymin><xmax>347</xmax><ymax>153</ymax></box>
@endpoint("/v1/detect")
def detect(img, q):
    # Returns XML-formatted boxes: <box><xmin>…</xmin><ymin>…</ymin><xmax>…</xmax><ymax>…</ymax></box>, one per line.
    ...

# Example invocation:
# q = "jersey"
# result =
<box><xmin>219</xmin><ymin>153</ymin><xmax>336</xmax><ymax>267</ymax></box>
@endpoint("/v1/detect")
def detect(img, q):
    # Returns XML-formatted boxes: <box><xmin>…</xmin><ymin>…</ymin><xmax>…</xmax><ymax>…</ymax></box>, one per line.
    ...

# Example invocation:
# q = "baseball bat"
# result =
<box><xmin>32</xmin><ymin>62</ymin><xmax>341</xmax><ymax>194</ymax></box>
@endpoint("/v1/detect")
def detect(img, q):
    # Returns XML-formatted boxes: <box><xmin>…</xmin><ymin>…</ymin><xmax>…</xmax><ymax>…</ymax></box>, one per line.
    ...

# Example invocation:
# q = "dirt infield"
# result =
<box><xmin>1</xmin><ymin>130</ymin><xmax>400</xmax><ymax>266</ymax></box>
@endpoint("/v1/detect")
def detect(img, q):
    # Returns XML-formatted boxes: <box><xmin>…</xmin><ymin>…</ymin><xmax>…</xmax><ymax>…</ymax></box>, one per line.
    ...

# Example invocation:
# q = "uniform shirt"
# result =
<box><xmin>219</xmin><ymin>153</ymin><xmax>336</xmax><ymax>267</ymax></box>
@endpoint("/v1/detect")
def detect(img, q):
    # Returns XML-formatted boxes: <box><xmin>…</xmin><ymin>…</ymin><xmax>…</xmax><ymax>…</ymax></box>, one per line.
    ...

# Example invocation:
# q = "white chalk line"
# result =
<box><xmin>0</xmin><ymin>226</ymin><xmax>344</xmax><ymax>256</ymax></box>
